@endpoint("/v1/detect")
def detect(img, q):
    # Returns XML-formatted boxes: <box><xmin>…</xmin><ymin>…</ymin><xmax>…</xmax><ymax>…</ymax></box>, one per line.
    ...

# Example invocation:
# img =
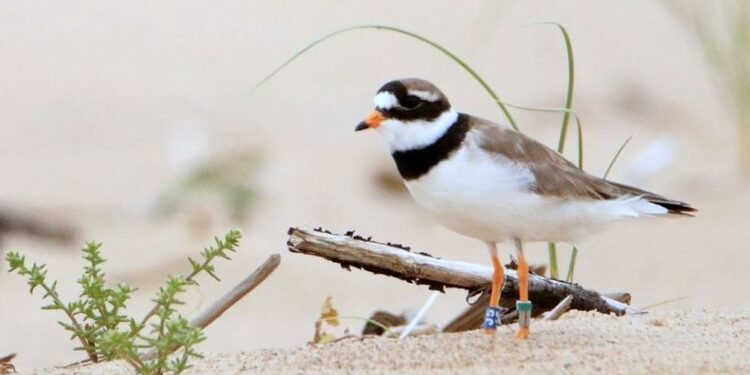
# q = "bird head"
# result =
<box><xmin>356</xmin><ymin>78</ymin><xmax>457</xmax><ymax>152</ymax></box>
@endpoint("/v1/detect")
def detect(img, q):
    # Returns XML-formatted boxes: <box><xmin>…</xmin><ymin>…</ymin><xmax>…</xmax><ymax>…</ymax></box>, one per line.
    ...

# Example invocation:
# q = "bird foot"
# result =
<box><xmin>514</xmin><ymin>326</ymin><xmax>530</xmax><ymax>340</ymax></box>
<box><xmin>515</xmin><ymin>300</ymin><xmax>532</xmax><ymax>340</ymax></box>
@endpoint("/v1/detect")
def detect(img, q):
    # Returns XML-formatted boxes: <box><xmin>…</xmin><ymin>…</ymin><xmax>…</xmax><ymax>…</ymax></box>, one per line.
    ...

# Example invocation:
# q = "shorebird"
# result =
<box><xmin>355</xmin><ymin>78</ymin><xmax>695</xmax><ymax>339</ymax></box>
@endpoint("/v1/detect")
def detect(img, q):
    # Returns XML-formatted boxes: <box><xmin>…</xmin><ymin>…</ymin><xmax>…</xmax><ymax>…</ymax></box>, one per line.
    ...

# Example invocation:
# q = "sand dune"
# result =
<box><xmin>31</xmin><ymin>310</ymin><xmax>750</xmax><ymax>374</ymax></box>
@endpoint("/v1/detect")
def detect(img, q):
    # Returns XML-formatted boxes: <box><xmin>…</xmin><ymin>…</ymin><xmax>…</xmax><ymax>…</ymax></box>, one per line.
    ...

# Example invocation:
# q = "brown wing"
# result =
<box><xmin>468</xmin><ymin>115</ymin><xmax>696</xmax><ymax>216</ymax></box>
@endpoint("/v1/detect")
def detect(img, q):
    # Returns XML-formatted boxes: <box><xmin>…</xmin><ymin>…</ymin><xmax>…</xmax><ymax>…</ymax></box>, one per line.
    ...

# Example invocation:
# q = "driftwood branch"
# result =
<box><xmin>191</xmin><ymin>253</ymin><xmax>281</xmax><ymax>329</ymax></box>
<box><xmin>143</xmin><ymin>254</ymin><xmax>281</xmax><ymax>360</ymax></box>
<box><xmin>288</xmin><ymin>227</ymin><xmax>639</xmax><ymax>322</ymax></box>
<box><xmin>543</xmin><ymin>295</ymin><xmax>574</xmax><ymax>320</ymax></box>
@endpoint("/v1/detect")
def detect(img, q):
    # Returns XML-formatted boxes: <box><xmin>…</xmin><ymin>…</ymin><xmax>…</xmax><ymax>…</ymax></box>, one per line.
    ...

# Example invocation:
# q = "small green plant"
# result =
<box><xmin>5</xmin><ymin>229</ymin><xmax>242</xmax><ymax>374</ymax></box>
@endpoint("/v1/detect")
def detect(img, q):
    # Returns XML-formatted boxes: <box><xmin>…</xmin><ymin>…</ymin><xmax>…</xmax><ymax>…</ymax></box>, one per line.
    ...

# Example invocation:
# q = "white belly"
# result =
<box><xmin>404</xmin><ymin>144</ymin><xmax>626</xmax><ymax>243</ymax></box>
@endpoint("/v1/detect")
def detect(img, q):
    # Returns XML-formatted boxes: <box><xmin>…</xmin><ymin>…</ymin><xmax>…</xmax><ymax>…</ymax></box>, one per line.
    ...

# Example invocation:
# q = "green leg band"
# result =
<box><xmin>517</xmin><ymin>301</ymin><xmax>532</xmax><ymax>329</ymax></box>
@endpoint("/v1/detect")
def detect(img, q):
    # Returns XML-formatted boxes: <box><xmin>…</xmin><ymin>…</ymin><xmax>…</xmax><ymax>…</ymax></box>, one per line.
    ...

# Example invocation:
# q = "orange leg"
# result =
<box><xmin>514</xmin><ymin>238</ymin><xmax>531</xmax><ymax>339</ymax></box>
<box><xmin>517</xmin><ymin>252</ymin><xmax>529</xmax><ymax>302</ymax></box>
<box><xmin>490</xmin><ymin>250</ymin><xmax>505</xmax><ymax>307</ymax></box>
<box><xmin>482</xmin><ymin>242</ymin><xmax>505</xmax><ymax>333</ymax></box>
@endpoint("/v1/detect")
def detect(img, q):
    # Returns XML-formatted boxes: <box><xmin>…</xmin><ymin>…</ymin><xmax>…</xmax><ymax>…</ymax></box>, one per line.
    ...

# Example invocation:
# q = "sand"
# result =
<box><xmin>2</xmin><ymin>0</ymin><xmax>750</xmax><ymax>373</ymax></box>
<box><xmin>28</xmin><ymin>310</ymin><xmax>750</xmax><ymax>374</ymax></box>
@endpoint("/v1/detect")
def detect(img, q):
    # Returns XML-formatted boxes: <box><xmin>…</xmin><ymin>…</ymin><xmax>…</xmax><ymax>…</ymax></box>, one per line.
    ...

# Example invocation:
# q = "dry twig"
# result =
<box><xmin>288</xmin><ymin>227</ymin><xmax>639</xmax><ymax>323</ymax></box>
<box><xmin>190</xmin><ymin>253</ymin><xmax>281</xmax><ymax>329</ymax></box>
<box><xmin>143</xmin><ymin>254</ymin><xmax>281</xmax><ymax>360</ymax></box>
<box><xmin>602</xmin><ymin>292</ymin><xmax>631</xmax><ymax>304</ymax></box>
<box><xmin>543</xmin><ymin>295</ymin><xmax>574</xmax><ymax>321</ymax></box>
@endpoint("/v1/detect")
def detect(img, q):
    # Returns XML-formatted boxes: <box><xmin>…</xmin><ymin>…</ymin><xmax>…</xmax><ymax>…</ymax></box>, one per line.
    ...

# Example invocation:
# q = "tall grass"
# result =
<box><xmin>248</xmin><ymin>25</ymin><xmax>517</xmax><ymax>131</ymax></box>
<box><xmin>252</xmin><ymin>23</ymin><xmax>630</xmax><ymax>282</ymax></box>
<box><xmin>538</xmin><ymin>22</ymin><xmax>576</xmax><ymax>281</ymax></box>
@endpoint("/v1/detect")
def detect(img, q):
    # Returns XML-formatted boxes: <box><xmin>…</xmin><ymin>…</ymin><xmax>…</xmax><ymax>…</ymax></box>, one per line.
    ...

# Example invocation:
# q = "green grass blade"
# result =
<box><xmin>641</xmin><ymin>296</ymin><xmax>688</xmax><ymax>310</ymax></box>
<box><xmin>318</xmin><ymin>316</ymin><xmax>392</xmax><ymax>336</ymax></box>
<box><xmin>524</xmin><ymin>22</ymin><xmax>575</xmax><ymax>278</ymax></box>
<box><xmin>557</xmin><ymin>23</ymin><xmax>576</xmax><ymax>153</ymax></box>
<box><xmin>556</xmin><ymin>25</ymin><xmax>575</xmax><ymax>153</ymax></box>
<box><xmin>576</xmin><ymin>118</ymin><xmax>584</xmax><ymax>170</ymax></box>
<box><xmin>497</xmin><ymin>101</ymin><xmax>585</xmax><ymax>169</ymax></box>
<box><xmin>547</xmin><ymin>243</ymin><xmax>559</xmax><ymax>279</ymax></box>
<box><xmin>525</xmin><ymin>22</ymin><xmax>575</xmax><ymax>153</ymax></box>
<box><xmin>248</xmin><ymin>25</ymin><xmax>518</xmax><ymax>130</ymax></box>
<box><xmin>499</xmin><ymin>102</ymin><xmax>579</xmax><ymax>117</ymax></box>
<box><xmin>564</xmin><ymin>120</ymin><xmax>584</xmax><ymax>281</ymax></box>
<box><xmin>503</xmin><ymin>23</ymin><xmax>587</xmax><ymax>284</ymax></box>
<box><xmin>565</xmin><ymin>246</ymin><xmax>579</xmax><ymax>282</ymax></box>
<box><xmin>498</xmin><ymin>101</ymin><xmax>583</xmax><ymax>280</ymax></box>
<box><xmin>603</xmin><ymin>135</ymin><xmax>634</xmax><ymax>179</ymax></box>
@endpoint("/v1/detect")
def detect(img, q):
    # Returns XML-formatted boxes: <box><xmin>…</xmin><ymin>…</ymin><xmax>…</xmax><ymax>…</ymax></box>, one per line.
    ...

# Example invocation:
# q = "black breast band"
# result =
<box><xmin>391</xmin><ymin>113</ymin><xmax>469</xmax><ymax>180</ymax></box>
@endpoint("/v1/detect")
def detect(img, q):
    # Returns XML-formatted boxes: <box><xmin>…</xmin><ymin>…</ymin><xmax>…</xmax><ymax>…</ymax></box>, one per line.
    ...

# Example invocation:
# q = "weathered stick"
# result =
<box><xmin>190</xmin><ymin>253</ymin><xmax>281</xmax><ymax>329</ymax></box>
<box><xmin>603</xmin><ymin>292</ymin><xmax>632</xmax><ymax>304</ymax></box>
<box><xmin>288</xmin><ymin>227</ymin><xmax>639</xmax><ymax>317</ymax></box>
<box><xmin>543</xmin><ymin>295</ymin><xmax>574</xmax><ymax>321</ymax></box>
<box><xmin>144</xmin><ymin>253</ymin><xmax>281</xmax><ymax>361</ymax></box>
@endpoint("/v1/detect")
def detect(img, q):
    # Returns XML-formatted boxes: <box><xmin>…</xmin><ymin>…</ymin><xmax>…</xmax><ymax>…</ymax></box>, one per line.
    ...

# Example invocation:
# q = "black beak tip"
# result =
<box><xmin>355</xmin><ymin>121</ymin><xmax>369</xmax><ymax>132</ymax></box>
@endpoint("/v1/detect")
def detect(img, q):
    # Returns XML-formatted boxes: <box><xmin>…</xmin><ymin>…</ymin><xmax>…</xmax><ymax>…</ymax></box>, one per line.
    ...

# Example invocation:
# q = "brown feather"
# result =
<box><xmin>468</xmin><ymin>115</ymin><xmax>696</xmax><ymax>216</ymax></box>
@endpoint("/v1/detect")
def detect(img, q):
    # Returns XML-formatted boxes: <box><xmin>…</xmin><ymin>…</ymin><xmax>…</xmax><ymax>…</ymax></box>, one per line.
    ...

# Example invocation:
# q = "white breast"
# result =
<box><xmin>403</xmin><ymin>133</ymin><xmax>655</xmax><ymax>244</ymax></box>
<box><xmin>404</xmin><ymin>139</ymin><xmax>537</xmax><ymax>242</ymax></box>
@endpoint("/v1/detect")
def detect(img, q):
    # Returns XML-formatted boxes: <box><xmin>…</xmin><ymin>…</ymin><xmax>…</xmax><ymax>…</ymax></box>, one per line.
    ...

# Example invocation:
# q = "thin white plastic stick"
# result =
<box><xmin>400</xmin><ymin>291</ymin><xmax>441</xmax><ymax>339</ymax></box>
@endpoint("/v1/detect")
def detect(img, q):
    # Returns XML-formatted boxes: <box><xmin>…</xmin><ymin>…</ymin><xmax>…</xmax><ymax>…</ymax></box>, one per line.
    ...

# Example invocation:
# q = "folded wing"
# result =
<box><xmin>469</xmin><ymin>116</ymin><xmax>696</xmax><ymax>216</ymax></box>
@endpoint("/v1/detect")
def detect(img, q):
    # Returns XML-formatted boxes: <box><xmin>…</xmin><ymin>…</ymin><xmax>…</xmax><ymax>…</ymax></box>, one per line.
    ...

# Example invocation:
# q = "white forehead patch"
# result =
<box><xmin>374</xmin><ymin>91</ymin><xmax>399</xmax><ymax>109</ymax></box>
<box><xmin>409</xmin><ymin>90</ymin><xmax>440</xmax><ymax>102</ymax></box>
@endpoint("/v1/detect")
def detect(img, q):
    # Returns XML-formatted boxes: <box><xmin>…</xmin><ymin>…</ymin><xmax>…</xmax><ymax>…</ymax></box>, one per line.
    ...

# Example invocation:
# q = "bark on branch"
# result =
<box><xmin>287</xmin><ymin>227</ymin><xmax>638</xmax><ymax>317</ymax></box>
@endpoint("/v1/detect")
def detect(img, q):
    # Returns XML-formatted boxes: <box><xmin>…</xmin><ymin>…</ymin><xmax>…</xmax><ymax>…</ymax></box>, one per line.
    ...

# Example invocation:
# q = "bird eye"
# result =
<box><xmin>400</xmin><ymin>95</ymin><xmax>423</xmax><ymax>110</ymax></box>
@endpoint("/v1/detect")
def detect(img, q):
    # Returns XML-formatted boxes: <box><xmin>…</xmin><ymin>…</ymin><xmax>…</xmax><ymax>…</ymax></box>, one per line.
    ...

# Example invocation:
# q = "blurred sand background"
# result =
<box><xmin>1</xmin><ymin>0</ymin><xmax>748</xmax><ymax>370</ymax></box>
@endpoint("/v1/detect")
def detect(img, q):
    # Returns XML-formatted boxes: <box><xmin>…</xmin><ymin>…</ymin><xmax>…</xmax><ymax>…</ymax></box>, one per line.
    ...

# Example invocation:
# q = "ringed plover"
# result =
<box><xmin>355</xmin><ymin>78</ymin><xmax>695</xmax><ymax>339</ymax></box>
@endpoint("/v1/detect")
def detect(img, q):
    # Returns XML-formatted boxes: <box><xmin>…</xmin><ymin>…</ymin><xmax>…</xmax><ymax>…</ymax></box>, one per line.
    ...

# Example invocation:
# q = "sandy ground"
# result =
<box><xmin>1</xmin><ymin>0</ymin><xmax>749</xmax><ymax>372</ymax></box>
<box><xmin>28</xmin><ymin>310</ymin><xmax>750</xmax><ymax>374</ymax></box>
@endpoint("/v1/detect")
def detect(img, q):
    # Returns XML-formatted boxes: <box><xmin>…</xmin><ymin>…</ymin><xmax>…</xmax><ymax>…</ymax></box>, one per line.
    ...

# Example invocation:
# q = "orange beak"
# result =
<box><xmin>355</xmin><ymin>110</ymin><xmax>385</xmax><ymax>131</ymax></box>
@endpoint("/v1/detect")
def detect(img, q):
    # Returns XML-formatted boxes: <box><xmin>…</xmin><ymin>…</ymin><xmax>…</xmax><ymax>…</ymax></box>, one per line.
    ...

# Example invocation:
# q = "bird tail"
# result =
<box><xmin>608</xmin><ymin>181</ymin><xmax>696</xmax><ymax>217</ymax></box>
<box><xmin>643</xmin><ymin>196</ymin><xmax>696</xmax><ymax>216</ymax></box>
